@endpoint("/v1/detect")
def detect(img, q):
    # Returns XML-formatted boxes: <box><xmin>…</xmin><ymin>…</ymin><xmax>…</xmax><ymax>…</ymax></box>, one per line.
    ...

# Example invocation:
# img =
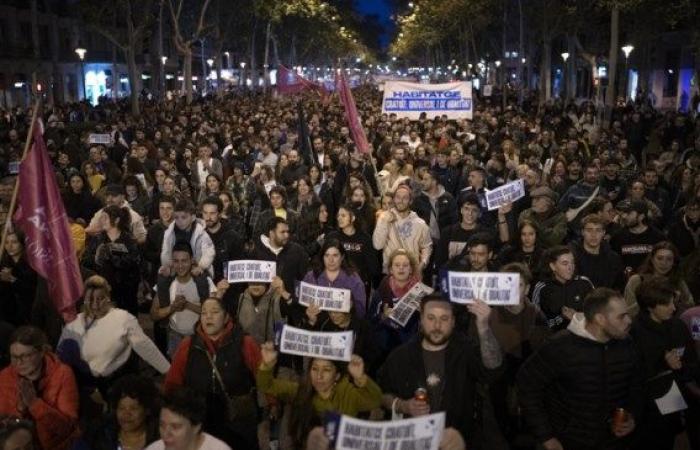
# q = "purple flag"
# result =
<box><xmin>335</xmin><ymin>70</ymin><xmax>370</xmax><ymax>154</ymax></box>
<box><xmin>277</xmin><ymin>65</ymin><xmax>328</xmax><ymax>98</ymax></box>
<box><xmin>14</xmin><ymin>121</ymin><xmax>83</xmax><ymax>322</ymax></box>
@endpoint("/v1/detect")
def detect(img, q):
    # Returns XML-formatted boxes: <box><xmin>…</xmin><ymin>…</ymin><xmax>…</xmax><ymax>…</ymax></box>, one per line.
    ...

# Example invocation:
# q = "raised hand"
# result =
<box><xmin>347</xmin><ymin>354</ymin><xmax>365</xmax><ymax>381</ymax></box>
<box><xmin>467</xmin><ymin>299</ymin><xmax>492</xmax><ymax>330</ymax></box>
<box><xmin>306</xmin><ymin>302</ymin><xmax>321</xmax><ymax>326</ymax></box>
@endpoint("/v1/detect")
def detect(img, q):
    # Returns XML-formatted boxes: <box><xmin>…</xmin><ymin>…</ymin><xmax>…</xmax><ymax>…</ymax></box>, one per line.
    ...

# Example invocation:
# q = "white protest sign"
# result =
<box><xmin>483</xmin><ymin>84</ymin><xmax>493</xmax><ymax>97</ymax></box>
<box><xmin>334</xmin><ymin>413</ymin><xmax>445</xmax><ymax>450</ymax></box>
<box><xmin>381</xmin><ymin>81</ymin><xmax>473</xmax><ymax>120</ymax></box>
<box><xmin>389</xmin><ymin>282</ymin><xmax>434</xmax><ymax>327</ymax></box>
<box><xmin>298</xmin><ymin>281</ymin><xmax>352</xmax><ymax>313</ymax></box>
<box><xmin>279</xmin><ymin>325</ymin><xmax>353</xmax><ymax>362</ymax></box>
<box><xmin>88</xmin><ymin>133</ymin><xmax>112</xmax><ymax>145</ymax></box>
<box><xmin>485</xmin><ymin>178</ymin><xmax>525</xmax><ymax>211</ymax></box>
<box><xmin>447</xmin><ymin>272</ymin><xmax>520</xmax><ymax>305</ymax></box>
<box><xmin>226</xmin><ymin>260</ymin><xmax>276</xmax><ymax>283</ymax></box>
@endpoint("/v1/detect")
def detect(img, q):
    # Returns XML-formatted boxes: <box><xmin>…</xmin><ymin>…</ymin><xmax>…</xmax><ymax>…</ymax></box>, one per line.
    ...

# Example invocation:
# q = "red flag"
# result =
<box><xmin>335</xmin><ymin>70</ymin><xmax>370</xmax><ymax>154</ymax></box>
<box><xmin>277</xmin><ymin>65</ymin><xmax>328</xmax><ymax>98</ymax></box>
<box><xmin>13</xmin><ymin>121</ymin><xmax>83</xmax><ymax>322</ymax></box>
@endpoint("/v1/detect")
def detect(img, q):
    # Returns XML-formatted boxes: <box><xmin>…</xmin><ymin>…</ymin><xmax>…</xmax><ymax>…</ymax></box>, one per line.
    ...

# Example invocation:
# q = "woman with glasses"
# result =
<box><xmin>0</xmin><ymin>326</ymin><xmax>79</xmax><ymax>450</ymax></box>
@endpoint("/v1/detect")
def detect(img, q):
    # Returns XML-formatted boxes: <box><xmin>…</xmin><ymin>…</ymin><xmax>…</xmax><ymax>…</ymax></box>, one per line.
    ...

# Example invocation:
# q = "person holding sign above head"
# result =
<box><xmin>517</xmin><ymin>288</ymin><xmax>641</xmax><ymax>450</ymax></box>
<box><xmin>256</xmin><ymin>342</ymin><xmax>382</xmax><ymax>449</ymax></box>
<box><xmin>302</xmin><ymin>239</ymin><xmax>367</xmax><ymax>318</ymax></box>
<box><xmin>304</xmin><ymin>425</ymin><xmax>467</xmax><ymax>450</ymax></box>
<box><xmin>368</xmin><ymin>249</ymin><xmax>423</xmax><ymax>358</ymax></box>
<box><xmin>377</xmin><ymin>293</ymin><xmax>503</xmax><ymax>449</ymax></box>
<box><xmin>531</xmin><ymin>246</ymin><xmax>594</xmax><ymax>332</ymax></box>
<box><xmin>164</xmin><ymin>297</ymin><xmax>261</xmax><ymax>450</ymax></box>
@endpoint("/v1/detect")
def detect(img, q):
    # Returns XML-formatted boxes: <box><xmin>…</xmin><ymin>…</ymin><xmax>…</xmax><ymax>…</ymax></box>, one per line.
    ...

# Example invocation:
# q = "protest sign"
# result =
<box><xmin>381</xmin><ymin>81</ymin><xmax>473</xmax><ymax>120</ymax></box>
<box><xmin>389</xmin><ymin>282</ymin><xmax>434</xmax><ymax>327</ymax></box>
<box><xmin>485</xmin><ymin>179</ymin><xmax>526</xmax><ymax>211</ymax></box>
<box><xmin>327</xmin><ymin>412</ymin><xmax>445</xmax><ymax>450</ymax></box>
<box><xmin>483</xmin><ymin>84</ymin><xmax>493</xmax><ymax>97</ymax></box>
<box><xmin>278</xmin><ymin>325</ymin><xmax>353</xmax><ymax>362</ymax></box>
<box><xmin>88</xmin><ymin>133</ymin><xmax>112</xmax><ymax>145</ymax></box>
<box><xmin>446</xmin><ymin>272</ymin><xmax>520</xmax><ymax>305</ymax></box>
<box><xmin>297</xmin><ymin>281</ymin><xmax>352</xmax><ymax>313</ymax></box>
<box><xmin>226</xmin><ymin>260</ymin><xmax>276</xmax><ymax>283</ymax></box>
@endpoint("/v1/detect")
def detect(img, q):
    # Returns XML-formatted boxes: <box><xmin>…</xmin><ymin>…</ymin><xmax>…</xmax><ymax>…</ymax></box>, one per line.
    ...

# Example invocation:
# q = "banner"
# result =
<box><xmin>336</xmin><ymin>70</ymin><xmax>370</xmax><ymax>154</ymax></box>
<box><xmin>445</xmin><ymin>272</ymin><xmax>520</xmax><ymax>305</ymax></box>
<box><xmin>276</xmin><ymin>65</ymin><xmax>328</xmax><ymax>97</ymax></box>
<box><xmin>485</xmin><ymin>179</ymin><xmax>525</xmax><ymax>211</ymax></box>
<box><xmin>381</xmin><ymin>81</ymin><xmax>473</xmax><ymax>120</ymax></box>
<box><xmin>389</xmin><ymin>282</ymin><xmax>433</xmax><ymax>327</ymax></box>
<box><xmin>327</xmin><ymin>412</ymin><xmax>445</xmax><ymax>450</ymax></box>
<box><xmin>298</xmin><ymin>281</ymin><xmax>352</xmax><ymax>313</ymax></box>
<box><xmin>88</xmin><ymin>133</ymin><xmax>112</xmax><ymax>145</ymax></box>
<box><xmin>14</xmin><ymin>122</ymin><xmax>84</xmax><ymax>321</ymax></box>
<box><xmin>227</xmin><ymin>260</ymin><xmax>276</xmax><ymax>283</ymax></box>
<box><xmin>278</xmin><ymin>324</ymin><xmax>353</xmax><ymax>362</ymax></box>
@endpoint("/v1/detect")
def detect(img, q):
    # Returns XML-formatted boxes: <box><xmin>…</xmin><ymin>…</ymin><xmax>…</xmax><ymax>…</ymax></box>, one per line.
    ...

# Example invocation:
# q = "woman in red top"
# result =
<box><xmin>164</xmin><ymin>297</ymin><xmax>261</xmax><ymax>450</ymax></box>
<box><xmin>0</xmin><ymin>326</ymin><xmax>79</xmax><ymax>450</ymax></box>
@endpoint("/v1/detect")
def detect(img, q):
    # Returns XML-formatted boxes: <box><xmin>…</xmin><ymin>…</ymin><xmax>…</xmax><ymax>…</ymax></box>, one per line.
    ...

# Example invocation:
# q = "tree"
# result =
<box><xmin>79</xmin><ymin>0</ymin><xmax>156</xmax><ymax>116</ymax></box>
<box><xmin>167</xmin><ymin>0</ymin><xmax>214</xmax><ymax>104</ymax></box>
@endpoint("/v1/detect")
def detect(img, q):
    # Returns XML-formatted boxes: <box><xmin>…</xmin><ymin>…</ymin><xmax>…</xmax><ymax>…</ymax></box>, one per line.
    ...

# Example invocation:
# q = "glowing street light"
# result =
<box><xmin>561</xmin><ymin>52</ymin><xmax>569</xmax><ymax>62</ymax></box>
<box><xmin>75</xmin><ymin>47</ymin><xmax>87</xmax><ymax>100</ymax></box>
<box><xmin>207</xmin><ymin>58</ymin><xmax>214</xmax><ymax>68</ymax></box>
<box><xmin>494</xmin><ymin>60</ymin><xmax>501</xmax><ymax>67</ymax></box>
<box><xmin>621</xmin><ymin>45</ymin><xmax>634</xmax><ymax>59</ymax></box>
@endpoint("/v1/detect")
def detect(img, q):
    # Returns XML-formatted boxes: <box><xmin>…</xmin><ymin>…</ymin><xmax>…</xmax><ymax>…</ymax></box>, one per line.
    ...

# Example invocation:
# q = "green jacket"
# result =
<box><xmin>256</xmin><ymin>365</ymin><xmax>382</xmax><ymax>416</ymax></box>
<box><xmin>518</xmin><ymin>208</ymin><xmax>568</xmax><ymax>248</ymax></box>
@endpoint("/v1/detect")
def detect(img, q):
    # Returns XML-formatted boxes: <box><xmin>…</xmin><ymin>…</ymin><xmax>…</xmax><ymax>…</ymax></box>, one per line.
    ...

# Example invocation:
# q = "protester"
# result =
<box><xmin>0</xmin><ymin>231</ymin><xmax>37</xmax><ymax>327</ymax></box>
<box><xmin>145</xmin><ymin>387</ymin><xmax>231</xmax><ymax>450</ymax></box>
<box><xmin>256</xmin><ymin>342</ymin><xmax>382</xmax><ymax>449</ymax></box>
<box><xmin>164</xmin><ymin>297</ymin><xmax>260</xmax><ymax>449</ymax></box>
<box><xmin>630</xmin><ymin>277</ymin><xmax>700</xmax><ymax>450</ymax></box>
<box><xmin>517</xmin><ymin>288</ymin><xmax>641</xmax><ymax>450</ymax></box>
<box><xmin>0</xmin><ymin>326</ymin><xmax>80</xmax><ymax>450</ymax></box>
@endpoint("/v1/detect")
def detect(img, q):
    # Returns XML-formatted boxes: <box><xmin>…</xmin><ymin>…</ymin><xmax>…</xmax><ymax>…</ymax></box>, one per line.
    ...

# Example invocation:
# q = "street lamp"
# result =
<box><xmin>75</xmin><ymin>47</ymin><xmax>87</xmax><ymax>101</ymax></box>
<box><xmin>223</xmin><ymin>51</ymin><xmax>230</xmax><ymax>69</ymax></box>
<box><xmin>621</xmin><ymin>44</ymin><xmax>634</xmax><ymax>101</ymax></box>
<box><xmin>161</xmin><ymin>56</ymin><xmax>168</xmax><ymax>65</ymax></box>
<box><xmin>560</xmin><ymin>53</ymin><xmax>570</xmax><ymax>98</ymax></box>
<box><xmin>239</xmin><ymin>62</ymin><xmax>246</xmax><ymax>87</ymax></box>
<box><xmin>561</xmin><ymin>52</ymin><xmax>569</xmax><ymax>62</ymax></box>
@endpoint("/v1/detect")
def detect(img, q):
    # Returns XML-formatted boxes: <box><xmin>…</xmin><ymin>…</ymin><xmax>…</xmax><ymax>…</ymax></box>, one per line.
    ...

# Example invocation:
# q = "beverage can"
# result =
<box><xmin>414</xmin><ymin>388</ymin><xmax>428</xmax><ymax>403</ymax></box>
<box><xmin>611</xmin><ymin>407</ymin><xmax>627</xmax><ymax>432</ymax></box>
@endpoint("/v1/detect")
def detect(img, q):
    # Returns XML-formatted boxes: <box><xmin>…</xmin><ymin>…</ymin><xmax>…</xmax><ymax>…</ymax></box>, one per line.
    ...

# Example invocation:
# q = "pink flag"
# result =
<box><xmin>335</xmin><ymin>70</ymin><xmax>370</xmax><ymax>154</ymax></box>
<box><xmin>14</xmin><ymin>121</ymin><xmax>83</xmax><ymax>322</ymax></box>
<box><xmin>276</xmin><ymin>65</ymin><xmax>328</xmax><ymax>97</ymax></box>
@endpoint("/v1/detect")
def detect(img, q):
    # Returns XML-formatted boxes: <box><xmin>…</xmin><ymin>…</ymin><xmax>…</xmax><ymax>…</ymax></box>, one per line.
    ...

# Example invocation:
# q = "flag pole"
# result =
<box><xmin>0</xmin><ymin>98</ymin><xmax>42</xmax><ymax>260</ymax></box>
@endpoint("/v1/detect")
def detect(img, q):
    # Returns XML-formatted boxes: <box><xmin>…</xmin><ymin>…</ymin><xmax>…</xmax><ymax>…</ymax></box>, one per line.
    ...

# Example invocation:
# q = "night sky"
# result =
<box><xmin>355</xmin><ymin>0</ymin><xmax>394</xmax><ymax>48</ymax></box>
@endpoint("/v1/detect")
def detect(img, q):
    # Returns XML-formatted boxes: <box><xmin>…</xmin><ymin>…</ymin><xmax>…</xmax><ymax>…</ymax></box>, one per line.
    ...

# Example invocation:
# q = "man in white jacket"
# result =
<box><xmin>373</xmin><ymin>183</ymin><xmax>432</xmax><ymax>274</ymax></box>
<box><xmin>160</xmin><ymin>199</ymin><xmax>215</xmax><ymax>277</ymax></box>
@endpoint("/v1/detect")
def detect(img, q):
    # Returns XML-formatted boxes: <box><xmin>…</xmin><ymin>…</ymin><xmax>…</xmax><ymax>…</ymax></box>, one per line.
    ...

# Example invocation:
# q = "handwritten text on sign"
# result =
<box><xmin>334</xmin><ymin>413</ymin><xmax>445</xmax><ymax>450</ymax></box>
<box><xmin>485</xmin><ymin>179</ymin><xmax>525</xmax><ymax>211</ymax></box>
<box><xmin>279</xmin><ymin>325</ymin><xmax>353</xmax><ymax>362</ymax></box>
<box><xmin>447</xmin><ymin>272</ymin><xmax>520</xmax><ymax>305</ymax></box>
<box><xmin>298</xmin><ymin>281</ymin><xmax>352</xmax><ymax>313</ymax></box>
<box><xmin>389</xmin><ymin>282</ymin><xmax>434</xmax><ymax>327</ymax></box>
<box><xmin>227</xmin><ymin>260</ymin><xmax>276</xmax><ymax>283</ymax></box>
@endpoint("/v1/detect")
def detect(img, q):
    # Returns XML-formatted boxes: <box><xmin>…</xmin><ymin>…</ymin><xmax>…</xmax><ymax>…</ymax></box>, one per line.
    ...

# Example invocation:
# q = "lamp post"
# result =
<box><xmin>239</xmin><ymin>62</ymin><xmax>246</xmax><ymax>88</ymax></box>
<box><xmin>160</xmin><ymin>56</ymin><xmax>168</xmax><ymax>96</ymax></box>
<box><xmin>75</xmin><ymin>47</ymin><xmax>87</xmax><ymax>101</ymax></box>
<box><xmin>621</xmin><ymin>44</ymin><xmax>634</xmax><ymax>101</ymax></box>
<box><xmin>560</xmin><ymin>52</ymin><xmax>569</xmax><ymax>99</ymax></box>
<box><xmin>223</xmin><ymin>51</ymin><xmax>230</xmax><ymax>69</ymax></box>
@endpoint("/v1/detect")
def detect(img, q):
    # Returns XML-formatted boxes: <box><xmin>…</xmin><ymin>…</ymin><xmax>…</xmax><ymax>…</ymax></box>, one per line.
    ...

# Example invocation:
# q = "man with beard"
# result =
<box><xmin>373</xmin><ymin>184</ymin><xmax>432</xmax><ymax>275</ymax></box>
<box><xmin>201</xmin><ymin>197</ymin><xmax>245</xmax><ymax>283</ymax></box>
<box><xmin>517</xmin><ymin>288</ymin><xmax>641</xmax><ymax>450</ymax></box>
<box><xmin>279</xmin><ymin>149</ymin><xmax>308</xmax><ymax>193</ymax></box>
<box><xmin>609</xmin><ymin>200</ymin><xmax>665</xmax><ymax>272</ymax></box>
<box><xmin>378</xmin><ymin>294</ymin><xmax>503</xmax><ymax>449</ymax></box>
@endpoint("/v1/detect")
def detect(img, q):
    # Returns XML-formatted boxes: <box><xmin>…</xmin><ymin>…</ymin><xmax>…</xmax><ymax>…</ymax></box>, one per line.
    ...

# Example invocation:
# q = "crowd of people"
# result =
<box><xmin>0</xmin><ymin>84</ymin><xmax>698</xmax><ymax>450</ymax></box>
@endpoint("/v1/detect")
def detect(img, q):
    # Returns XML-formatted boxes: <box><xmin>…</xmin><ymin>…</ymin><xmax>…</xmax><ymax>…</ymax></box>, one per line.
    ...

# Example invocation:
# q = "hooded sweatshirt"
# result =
<box><xmin>372</xmin><ymin>208</ymin><xmax>432</xmax><ymax>273</ymax></box>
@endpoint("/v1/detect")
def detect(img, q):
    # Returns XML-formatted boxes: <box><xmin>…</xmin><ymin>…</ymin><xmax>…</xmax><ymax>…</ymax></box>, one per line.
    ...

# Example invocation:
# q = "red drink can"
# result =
<box><xmin>414</xmin><ymin>388</ymin><xmax>428</xmax><ymax>403</ymax></box>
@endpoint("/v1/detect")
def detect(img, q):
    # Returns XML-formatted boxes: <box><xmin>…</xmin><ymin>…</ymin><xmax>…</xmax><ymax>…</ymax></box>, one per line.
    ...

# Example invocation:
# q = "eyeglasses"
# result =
<box><xmin>10</xmin><ymin>349</ymin><xmax>39</xmax><ymax>363</ymax></box>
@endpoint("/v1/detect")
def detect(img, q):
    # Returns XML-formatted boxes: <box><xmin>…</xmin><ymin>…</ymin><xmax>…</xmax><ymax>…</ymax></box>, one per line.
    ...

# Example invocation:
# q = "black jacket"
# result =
<box><xmin>412</xmin><ymin>189</ymin><xmax>458</xmax><ymax>237</ymax></box>
<box><xmin>571</xmin><ymin>242</ymin><xmax>625</xmax><ymax>290</ymax></box>
<box><xmin>378</xmin><ymin>333</ymin><xmax>502</xmax><ymax>446</ymax></box>
<box><xmin>531</xmin><ymin>276</ymin><xmax>594</xmax><ymax>331</ymax></box>
<box><xmin>517</xmin><ymin>327</ymin><xmax>644</xmax><ymax>450</ymax></box>
<box><xmin>207</xmin><ymin>220</ymin><xmax>246</xmax><ymax>282</ymax></box>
